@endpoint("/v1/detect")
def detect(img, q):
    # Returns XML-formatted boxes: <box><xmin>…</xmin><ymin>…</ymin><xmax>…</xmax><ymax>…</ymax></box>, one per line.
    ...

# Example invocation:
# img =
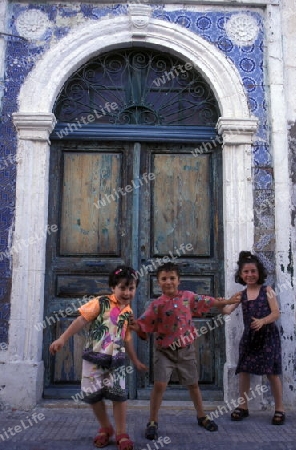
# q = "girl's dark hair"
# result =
<box><xmin>109</xmin><ymin>265</ymin><xmax>139</xmax><ymax>288</ymax></box>
<box><xmin>235</xmin><ymin>251</ymin><xmax>267</xmax><ymax>285</ymax></box>
<box><xmin>156</xmin><ymin>262</ymin><xmax>181</xmax><ymax>279</ymax></box>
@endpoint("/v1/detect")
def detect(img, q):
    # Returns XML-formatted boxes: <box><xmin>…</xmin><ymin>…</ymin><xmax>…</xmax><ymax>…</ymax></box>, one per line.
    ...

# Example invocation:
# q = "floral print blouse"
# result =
<box><xmin>79</xmin><ymin>294</ymin><xmax>132</xmax><ymax>367</ymax></box>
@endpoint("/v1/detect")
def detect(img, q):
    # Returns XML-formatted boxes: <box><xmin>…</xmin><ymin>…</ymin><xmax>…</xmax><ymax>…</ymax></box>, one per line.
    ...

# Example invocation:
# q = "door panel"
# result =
<box><xmin>152</xmin><ymin>154</ymin><xmax>210</xmax><ymax>255</ymax></box>
<box><xmin>60</xmin><ymin>152</ymin><xmax>121</xmax><ymax>255</ymax></box>
<box><xmin>44</xmin><ymin>141</ymin><xmax>223</xmax><ymax>397</ymax></box>
<box><xmin>53</xmin><ymin>319</ymin><xmax>86</xmax><ymax>383</ymax></box>
<box><xmin>136</xmin><ymin>143</ymin><xmax>223</xmax><ymax>392</ymax></box>
<box><xmin>43</xmin><ymin>142</ymin><xmax>134</xmax><ymax>394</ymax></box>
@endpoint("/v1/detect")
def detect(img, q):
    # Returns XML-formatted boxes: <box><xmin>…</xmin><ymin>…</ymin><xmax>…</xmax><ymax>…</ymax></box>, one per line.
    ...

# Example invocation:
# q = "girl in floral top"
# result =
<box><xmin>49</xmin><ymin>266</ymin><xmax>147</xmax><ymax>450</ymax></box>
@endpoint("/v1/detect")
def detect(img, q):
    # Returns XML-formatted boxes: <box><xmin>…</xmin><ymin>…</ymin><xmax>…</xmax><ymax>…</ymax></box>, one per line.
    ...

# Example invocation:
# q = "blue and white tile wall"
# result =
<box><xmin>0</xmin><ymin>3</ymin><xmax>272</xmax><ymax>343</ymax></box>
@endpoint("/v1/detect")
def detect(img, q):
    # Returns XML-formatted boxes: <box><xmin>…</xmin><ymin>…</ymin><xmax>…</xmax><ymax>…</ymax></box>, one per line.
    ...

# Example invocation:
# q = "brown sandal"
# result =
<box><xmin>116</xmin><ymin>433</ymin><xmax>134</xmax><ymax>450</ymax></box>
<box><xmin>93</xmin><ymin>426</ymin><xmax>114</xmax><ymax>448</ymax></box>
<box><xmin>197</xmin><ymin>416</ymin><xmax>218</xmax><ymax>431</ymax></box>
<box><xmin>230</xmin><ymin>408</ymin><xmax>249</xmax><ymax>421</ymax></box>
<box><xmin>272</xmin><ymin>411</ymin><xmax>285</xmax><ymax>425</ymax></box>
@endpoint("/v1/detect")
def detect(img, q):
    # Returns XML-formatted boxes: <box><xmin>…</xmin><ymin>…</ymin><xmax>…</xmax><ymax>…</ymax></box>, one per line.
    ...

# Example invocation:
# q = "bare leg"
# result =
<box><xmin>238</xmin><ymin>372</ymin><xmax>251</xmax><ymax>409</ymax></box>
<box><xmin>188</xmin><ymin>384</ymin><xmax>218</xmax><ymax>431</ymax></box>
<box><xmin>149</xmin><ymin>381</ymin><xmax>167</xmax><ymax>422</ymax></box>
<box><xmin>91</xmin><ymin>400</ymin><xmax>112</xmax><ymax>428</ymax></box>
<box><xmin>267</xmin><ymin>374</ymin><xmax>284</xmax><ymax>412</ymax></box>
<box><xmin>91</xmin><ymin>400</ymin><xmax>114</xmax><ymax>446</ymax></box>
<box><xmin>188</xmin><ymin>384</ymin><xmax>206</xmax><ymax>418</ymax></box>
<box><xmin>113</xmin><ymin>401</ymin><xmax>127</xmax><ymax>435</ymax></box>
<box><xmin>231</xmin><ymin>372</ymin><xmax>250</xmax><ymax>420</ymax></box>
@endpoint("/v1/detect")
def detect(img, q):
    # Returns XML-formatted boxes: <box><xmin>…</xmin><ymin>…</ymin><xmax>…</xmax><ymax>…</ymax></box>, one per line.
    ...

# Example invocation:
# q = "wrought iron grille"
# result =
<box><xmin>54</xmin><ymin>48</ymin><xmax>220</xmax><ymax>127</ymax></box>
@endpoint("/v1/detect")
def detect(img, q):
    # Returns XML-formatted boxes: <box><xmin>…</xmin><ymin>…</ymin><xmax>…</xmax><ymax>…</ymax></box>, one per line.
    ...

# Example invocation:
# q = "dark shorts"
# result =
<box><xmin>153</xmin><ymin>343</ymin><xmax>199</xmax><ymax>385</ymax></box>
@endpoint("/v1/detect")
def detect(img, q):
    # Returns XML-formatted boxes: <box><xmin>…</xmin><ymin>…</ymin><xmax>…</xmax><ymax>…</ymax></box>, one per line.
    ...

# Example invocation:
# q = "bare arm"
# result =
<box><xmin>220</xmin><ymin>292</ymin><xmax>242</xmax><ymax>315</ymax></box>
<box><xmin>125</xmin><ymin>339</ymin><xmax>148</xmax><ymax>372</ymax></box>
<box><xmin>49</xmin><ymin>315</ymin><xmax>89</xmax><ymax>354</ymax></box>
<box><xmin>128</xmin><ymin>314</ymin><xmax>140</xmax><ymax>333</ymax></box>
<box><xmin>222</xmin><ymin>303</ymin><xmax>240</xmax><ymax>315</ymax></box>
<box><xmin>129</xmin><ymin>313</ymin><xmax>148</xmax><ymax>340</ymax></box>
<box><xmin>214</xmin><ymin>292</ymin><xmax>242</xmax><ymax>310</ymax></box>
<box><xmin>251</xmin><ymin>286</ymin><xmax>280</xmax><ymax>331</ymax></box>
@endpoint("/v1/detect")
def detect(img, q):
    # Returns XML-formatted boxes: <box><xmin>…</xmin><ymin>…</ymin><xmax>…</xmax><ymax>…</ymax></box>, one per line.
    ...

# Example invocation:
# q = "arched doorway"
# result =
<box><xmin>9</xmin><ymin>15</ymin><xmax>257</xmax><ymax>409</ymax></box>
<box><xmin>43</xmin><ymin>47</ymin><xmax>224</xmax><ymax>400</ymax></box>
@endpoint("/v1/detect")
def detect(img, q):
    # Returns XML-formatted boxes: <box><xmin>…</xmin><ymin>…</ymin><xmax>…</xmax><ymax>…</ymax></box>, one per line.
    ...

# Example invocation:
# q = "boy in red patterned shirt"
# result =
<box><xmin>130</xmin><ymin>262</ymin><xmax>240</xmax><ymax>440</ymax></box>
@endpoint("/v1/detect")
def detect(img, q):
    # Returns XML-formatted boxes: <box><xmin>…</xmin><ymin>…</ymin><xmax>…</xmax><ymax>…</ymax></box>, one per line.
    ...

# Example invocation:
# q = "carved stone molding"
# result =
<box><xmin>128</xmin><ymin>4</ymin><xmax>151</xmax><ymax>37</ymax></box>
<box><xmin>12</xmin><ymin>113</ymin><xmax>56</xmax><ymax>141</ymax></box>
<box><xmin>225</xmin><ymin>13</ymin><xmax>259</xmax><ymax>47</ymax></box>
<box><xmin>217</xmin><ymin>117</ymin><xmax>258</xmax><ymax>144</ymax></box>
<box><xmin>15</xmin><ymin>9</ymin><xmax>50</xmax><ymax>40</ymax></box>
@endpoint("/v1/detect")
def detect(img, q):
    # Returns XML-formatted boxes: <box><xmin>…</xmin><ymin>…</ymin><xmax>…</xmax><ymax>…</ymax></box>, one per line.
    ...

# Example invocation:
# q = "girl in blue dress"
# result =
<box><xmin>224</xmin><ymin>251</ymin><xmax>285</xmax><ymax>425</ymax></box>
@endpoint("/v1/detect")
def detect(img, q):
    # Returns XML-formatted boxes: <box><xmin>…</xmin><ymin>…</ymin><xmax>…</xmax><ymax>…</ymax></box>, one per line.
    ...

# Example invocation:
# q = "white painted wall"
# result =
<box><xmin>0</xmin><ymin>0</ymin><xmax>8</xmax><ymax>110</ymax></box>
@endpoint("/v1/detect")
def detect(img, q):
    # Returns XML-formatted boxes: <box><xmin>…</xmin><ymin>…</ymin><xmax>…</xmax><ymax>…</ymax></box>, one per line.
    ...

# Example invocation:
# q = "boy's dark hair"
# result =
<box><xmin>109</xmin><ymin>265</ymin><xmax>139</xmax><ymax>288</ymax></box>
<box><xmin>235</xmin><ymin>251</ymin><xmax>267</xmax><ymax>285</ymax></box>
<box><xmin>156</xmin><ymin>262</ymin><xmax>181</xmax><ymax>279</ymax></box>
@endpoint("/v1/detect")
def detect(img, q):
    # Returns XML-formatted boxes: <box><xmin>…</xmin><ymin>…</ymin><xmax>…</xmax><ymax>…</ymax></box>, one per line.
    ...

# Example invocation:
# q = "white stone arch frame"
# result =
<box><xmin>6</xmin><ymin>12</ymin><xmax>258</xmax><ymax>408</ymax></box>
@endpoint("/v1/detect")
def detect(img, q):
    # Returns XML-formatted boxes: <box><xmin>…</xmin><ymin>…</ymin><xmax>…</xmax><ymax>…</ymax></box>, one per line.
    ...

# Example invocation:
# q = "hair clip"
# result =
<box><xmin>115</xmin><ymin>269</ymin><xmax>123</xmax><ymax>275</ymax></box>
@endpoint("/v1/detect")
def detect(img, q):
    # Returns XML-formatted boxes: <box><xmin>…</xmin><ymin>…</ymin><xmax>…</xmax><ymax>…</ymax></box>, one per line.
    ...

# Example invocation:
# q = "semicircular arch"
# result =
<box><xmin>18</xmin><ymin>16</ymin><xmax>251</xmax><ymax>119</ymax></box>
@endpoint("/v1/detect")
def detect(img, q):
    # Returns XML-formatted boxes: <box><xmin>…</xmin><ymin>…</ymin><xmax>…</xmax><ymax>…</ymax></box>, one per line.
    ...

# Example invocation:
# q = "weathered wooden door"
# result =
<box><xmin>135</xmin><ymin>142</ymin><xmax>224</xmax><ymax>400</ymax></box>
<box><xmin>44</xmin><ymin>141</ymin><xmax>135</xmax><ymax>398</ymax></box>
<box><xmin>43</xmin><ymin>139</ymin><xmax>223</xmax><ymax>399</ymax></box>
<box><xmin>44</xmin><ymin>46</ymin><xmax>223</xmax><ymax>399</ymax></box>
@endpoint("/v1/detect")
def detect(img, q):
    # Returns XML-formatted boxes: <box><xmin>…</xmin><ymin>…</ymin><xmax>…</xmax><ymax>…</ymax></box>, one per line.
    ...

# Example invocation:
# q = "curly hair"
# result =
<box><xmin>235</xmin><ymin>251</ymin><xmax>267</xmax><ymax>285</ymax></box>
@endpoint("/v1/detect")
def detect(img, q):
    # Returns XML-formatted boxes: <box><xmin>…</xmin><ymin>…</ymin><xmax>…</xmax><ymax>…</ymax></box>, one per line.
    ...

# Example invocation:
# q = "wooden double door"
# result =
<box><xmin>43</xmin><ymin>139</ymin><xmax>224</xmax><ymax>399</ymax></box>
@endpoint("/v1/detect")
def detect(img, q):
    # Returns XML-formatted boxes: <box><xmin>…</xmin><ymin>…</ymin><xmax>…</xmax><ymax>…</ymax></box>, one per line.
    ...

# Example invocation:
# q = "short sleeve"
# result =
<box><xmin>137</xmin><ymin>302</ymin><xmax>158</xmax><ymax>333</ymax></box>
<box><xmin>191</xmin><ymin>293</ymin><xmax>215</xmax><ymax>317</ymax></box>
<box><xmin>78</xmin><ymin>298</ymin><xmax>100</xmax><ymax>321</ymax></box>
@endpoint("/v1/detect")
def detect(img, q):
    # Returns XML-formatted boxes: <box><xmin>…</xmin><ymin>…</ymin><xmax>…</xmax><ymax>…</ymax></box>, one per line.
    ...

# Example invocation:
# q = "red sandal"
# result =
<box><xmin>93</xmin><ymin>426</ymin><xmax>114</xmax><ymax>448</ymax></box>
<box><xmin>116</xmin><ymin>433</ymin><xmax>134</xmax><ymax>450</ymax></box>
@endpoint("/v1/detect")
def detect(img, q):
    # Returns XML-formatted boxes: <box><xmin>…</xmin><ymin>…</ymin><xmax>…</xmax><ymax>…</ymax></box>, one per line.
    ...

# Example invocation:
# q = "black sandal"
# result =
<box><xmin>197</xmin><ymin>416</ymin><xmax>218</xmax><ymax>431</ymax></box>
<box><xmin>272</xmin><ymin>411</ymin><xmax>285</xmax><ymax>425</ymax></box>
<box><xmin>145</xmin><ymin>421</ymin><xmax>158</xmax><ymax>440</ymax></box>
<box><xmin>230</xmin><ymin>408</ymin><xmax>249</xmax><ymax>421</ymax></box>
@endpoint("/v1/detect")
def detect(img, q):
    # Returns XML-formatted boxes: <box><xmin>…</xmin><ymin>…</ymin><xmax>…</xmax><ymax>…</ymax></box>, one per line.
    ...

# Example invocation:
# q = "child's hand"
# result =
<box><xmin>49</xmin><ymin>338</ymin><xmax>65</xmax><ymax>355</ymax></box>
<box><xmin>250</xmin><ymin>317</ymin><xmax>265</xmax><ymax>331</ymax></box>
<box><xmin>129</xmin><ymin>314</ymin><xmax>140</xmax><ymax>332</ymax></box>
<box><xmin>135</xmin><ymin>360</ymin><xmax>148</xmax><ymax>372</ymax></box>
<box><xmin>227</xmin><ymin>292</ymin><xmax>241</xmax><ymax>305</ymax></box>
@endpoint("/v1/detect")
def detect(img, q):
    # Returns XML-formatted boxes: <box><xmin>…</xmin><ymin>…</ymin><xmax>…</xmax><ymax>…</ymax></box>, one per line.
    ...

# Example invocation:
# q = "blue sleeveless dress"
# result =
<box><xmin>235</xmin><ymin>285</ymin><xmax>282</xmax><ymax>375</ymax></box>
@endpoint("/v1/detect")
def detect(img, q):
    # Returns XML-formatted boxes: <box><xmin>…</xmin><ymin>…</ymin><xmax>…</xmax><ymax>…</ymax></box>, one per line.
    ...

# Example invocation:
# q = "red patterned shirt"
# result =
<box><xmin>137</xmin><ymin>291</ymin><xmax>215</xmax><ymax>349</ymax></box>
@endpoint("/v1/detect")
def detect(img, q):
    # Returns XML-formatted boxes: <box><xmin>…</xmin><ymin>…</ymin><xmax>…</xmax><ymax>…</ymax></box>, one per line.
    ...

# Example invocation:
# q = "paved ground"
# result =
<box><xmin>0</xmin><ymin>400</ymin><xmax>295</xmax><ymax>450</ymax></box>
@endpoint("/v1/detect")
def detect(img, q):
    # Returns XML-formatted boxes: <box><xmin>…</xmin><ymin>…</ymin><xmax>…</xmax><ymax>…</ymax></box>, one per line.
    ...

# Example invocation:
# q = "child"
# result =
<box><xmin>223</xmin><ymin>251</ymin><xmax>285</xmax><ymax>425</ymax></box>
<box><xmin>129</xmin><ymin>262</ymin><xmax>240</xmax><ymax>440</ymax></box>
<box><xmin>49</xmin><ymin>265</ymin><xmax>147</xmax><ymax>450</ymax></box>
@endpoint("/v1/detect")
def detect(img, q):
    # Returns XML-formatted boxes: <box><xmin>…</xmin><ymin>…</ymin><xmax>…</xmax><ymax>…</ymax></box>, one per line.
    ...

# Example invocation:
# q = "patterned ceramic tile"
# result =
<box><xmin>253</xmin><ymin>168</ymin><xmax>273</xmax><ymax>190</ymax></box>
<box><xmin>256</xmin><ymin>251</ymin><xmax>275</xmax><ymax>273</ymax></box>
<box><xmin>254</xmin><ymin>233</ymin><xmax>275</xmax><ymax>252</ymax></box>
<box><xmin>253</xmin><ymin>144</ymin><xmax>272</xmax><ymax>167</ymax></box>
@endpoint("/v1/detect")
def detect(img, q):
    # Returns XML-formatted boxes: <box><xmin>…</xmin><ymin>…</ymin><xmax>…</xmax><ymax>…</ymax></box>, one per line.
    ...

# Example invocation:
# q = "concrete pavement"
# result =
<box><xmin>0</xmin><ymin>400</ymin><xmax>295</xmax><ymax>450</ymax></box>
